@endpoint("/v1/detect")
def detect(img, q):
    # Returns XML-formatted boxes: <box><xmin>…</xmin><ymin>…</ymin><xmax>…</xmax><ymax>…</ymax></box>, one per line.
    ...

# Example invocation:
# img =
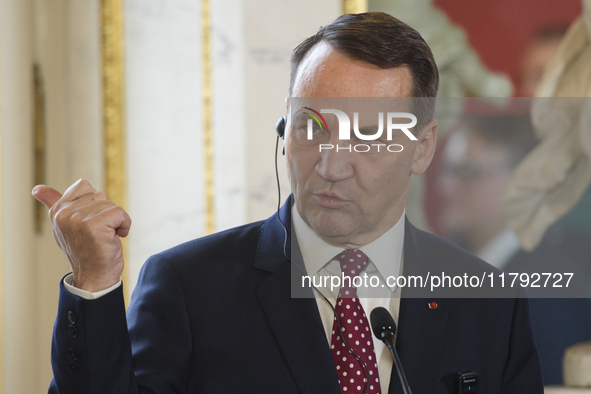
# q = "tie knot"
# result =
<box><xmin>334</xmin><ymin>249</ymin><xmax>369</xmax><ymax>278</ymax></box>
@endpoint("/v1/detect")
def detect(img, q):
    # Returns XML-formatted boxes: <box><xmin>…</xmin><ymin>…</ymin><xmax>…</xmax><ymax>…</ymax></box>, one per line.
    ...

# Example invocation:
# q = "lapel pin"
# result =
<box><xmin>428</xmin><ymin>302</ymin><xmax>438</xmax><ymax>309</ymax></box>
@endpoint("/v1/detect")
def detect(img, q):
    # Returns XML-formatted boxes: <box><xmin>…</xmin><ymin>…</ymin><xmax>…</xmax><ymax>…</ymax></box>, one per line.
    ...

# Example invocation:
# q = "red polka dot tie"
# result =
<box><xmin>330</xmin><ymin>250</ymin><xmax>381</xmax><ymax>394</ymax></box>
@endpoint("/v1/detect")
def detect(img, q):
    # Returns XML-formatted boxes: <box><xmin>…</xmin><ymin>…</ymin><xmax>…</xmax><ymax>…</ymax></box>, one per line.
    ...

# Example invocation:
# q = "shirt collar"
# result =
<box><xmin>476</xmin><ymin>229</ymin><xmax>521</xmax><ymax>270</ymax></box>
<box><xmin>292</xmin><ymin>204</ymin><xmax>405</xmax><ymax>287</ymax></box>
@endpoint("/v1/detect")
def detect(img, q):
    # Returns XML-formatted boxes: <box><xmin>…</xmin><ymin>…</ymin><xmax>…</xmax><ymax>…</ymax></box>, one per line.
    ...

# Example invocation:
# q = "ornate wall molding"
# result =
<box><xmin>100</xmin><ymin>0</ymin><xmax>128</xmax><ymax>296</ymax></box>
<box><xmin>343</xmin><ymin>0</ymin><xmax>368</xmax><ymax>14</ymax></box>
<box><xmin>33</xmin><ymin>63</ymin><xmax>46</xmax><ymax>234</ymax></box>
<box><xmin>202</xmin><ymin>0</ymin><xmax>215</xmax><ymax>234</ymax></box>
<box><xmin>0</xmin><ymin>36</ymin><xmax>3</xmax><ymax>394</ymax></box>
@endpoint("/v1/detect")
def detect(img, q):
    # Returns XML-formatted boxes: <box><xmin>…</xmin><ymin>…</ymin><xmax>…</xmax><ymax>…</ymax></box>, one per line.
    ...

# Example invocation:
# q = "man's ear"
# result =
<box><xmin>283</xmin><ymin>97</ymin><xmax>290</xmax><ymax>155</ymax></box>
<box><xmin>411</xmin><ymin>119</ymin><xmax>438</xmax><ymax>175</ymax></box>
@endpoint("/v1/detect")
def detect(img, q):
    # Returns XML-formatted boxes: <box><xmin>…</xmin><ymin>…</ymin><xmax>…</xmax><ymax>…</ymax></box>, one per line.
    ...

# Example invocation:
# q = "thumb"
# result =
<box><xmin>32</xmin><ymin>185</ymin><xmax>63</xmax><ymax>209</ymax></box>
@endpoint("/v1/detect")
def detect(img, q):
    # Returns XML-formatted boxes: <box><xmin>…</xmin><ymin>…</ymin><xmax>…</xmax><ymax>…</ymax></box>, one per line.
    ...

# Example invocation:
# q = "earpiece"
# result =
<box><xmin>276</xmin><ymin>116</ymin><xmax>287</xmax><ymax>139</ymax></box>
<box><xmin>272</xmin><ymin>112</ymin><xmax>367</xmax><ymax>393</ymax></box>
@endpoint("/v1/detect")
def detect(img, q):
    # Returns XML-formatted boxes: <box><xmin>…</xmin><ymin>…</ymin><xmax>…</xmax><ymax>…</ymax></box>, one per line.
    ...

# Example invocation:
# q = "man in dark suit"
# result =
<box><xmin>35</xmin><ymin>12</ymin><xmax>543</xmax><ymax>393</ymax></box>
<box><xmin>504</xmin><ymin>225</ymin><xmax>591</xmax><ymax>385</ymax></box>
<box><xmin>438</xmin><ymin>110</ymin><xmax>591</xmax><ymax>385</ymax></box>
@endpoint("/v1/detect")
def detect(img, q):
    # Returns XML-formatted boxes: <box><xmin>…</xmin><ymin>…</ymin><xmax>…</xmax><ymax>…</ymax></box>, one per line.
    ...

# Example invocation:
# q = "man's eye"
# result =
<box><xmin>352</xmin><ymin>129</ymin><xmax>377</xmax><ymax>140</ymax></box>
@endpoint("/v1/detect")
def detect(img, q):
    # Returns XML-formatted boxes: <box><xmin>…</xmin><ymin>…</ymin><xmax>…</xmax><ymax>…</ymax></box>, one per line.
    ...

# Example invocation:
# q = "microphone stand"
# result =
<box><xmin>379</xmin><ymin>331</ymin><xmax>412</xmax><ymax>394</ymax></box>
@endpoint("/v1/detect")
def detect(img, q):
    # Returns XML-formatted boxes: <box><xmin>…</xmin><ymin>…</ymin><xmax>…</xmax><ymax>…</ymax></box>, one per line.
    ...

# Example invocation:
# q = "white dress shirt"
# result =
<box><xmin>63</xmin><ymin>274</ymin><xmax>122</xmax><ymax>299</ymax></box>
<box><xmin>292</xmin><ymin>205</ymin><xmax>405</xmax><ymax>394</ymax></box>
<box><xmin>476</xmin><ymin>229</ymin><xmax>521</xmax><ymax>271</ymax></box>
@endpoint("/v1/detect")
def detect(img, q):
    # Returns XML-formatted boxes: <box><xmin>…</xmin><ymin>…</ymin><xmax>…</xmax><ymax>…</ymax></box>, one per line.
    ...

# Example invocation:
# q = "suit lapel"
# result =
<box><xmin>254</xmin><ymin>197</ymin><xmax>341</xmax><ymax>394</ymax></box>
<box><xmin>388</xmin><ymin>219</ymin><xmax>452</xmax><ymax>394</ymax></box>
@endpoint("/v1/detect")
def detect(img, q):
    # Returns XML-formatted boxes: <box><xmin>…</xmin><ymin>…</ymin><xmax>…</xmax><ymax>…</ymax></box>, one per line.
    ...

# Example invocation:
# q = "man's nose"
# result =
<box><xmin>315</xmin><ymin>141</ymin><xmax>355</xmax><ymax>182</ymax></box>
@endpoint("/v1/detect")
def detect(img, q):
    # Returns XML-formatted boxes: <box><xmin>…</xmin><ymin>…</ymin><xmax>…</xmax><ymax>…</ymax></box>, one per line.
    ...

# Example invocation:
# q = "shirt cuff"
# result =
<box><xmin>63</xmin><ymin>274</ymin><xmax>122</xmax><ymax>300</ymax></box>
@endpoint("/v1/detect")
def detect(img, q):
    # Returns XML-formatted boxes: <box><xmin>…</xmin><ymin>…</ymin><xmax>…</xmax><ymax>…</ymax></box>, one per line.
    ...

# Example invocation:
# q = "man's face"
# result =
<box><xmin>437</xmin><ymin>128</ymin><xmax>513</xmax><ymax>250</ymax></box>
<box><xmin>286</xmin><ymin>42</ymin><xmax>436</xmax><ymax>248</ymax></box>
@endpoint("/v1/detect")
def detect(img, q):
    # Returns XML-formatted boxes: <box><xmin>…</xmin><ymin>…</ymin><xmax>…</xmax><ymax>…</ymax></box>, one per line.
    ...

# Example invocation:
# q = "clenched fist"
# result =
<box><xmin>32</xmin><ymin>179</ymin><xmax>132</xmax><ymax>292</ymax></box>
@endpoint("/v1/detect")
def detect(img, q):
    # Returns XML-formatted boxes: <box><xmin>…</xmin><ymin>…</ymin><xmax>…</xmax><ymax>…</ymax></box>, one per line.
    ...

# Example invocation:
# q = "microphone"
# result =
<box><xmin>370</xmin><ymin>307</ymin><xmax>412</xmax><ymax>394</ymax></box>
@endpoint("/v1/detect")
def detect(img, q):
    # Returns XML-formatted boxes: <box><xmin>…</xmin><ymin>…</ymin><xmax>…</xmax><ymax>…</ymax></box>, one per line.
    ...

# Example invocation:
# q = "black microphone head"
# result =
<box><xmin>370</xmin><ymin>307</ymin><xmax>397</xmax><ymax>339</ymax></box>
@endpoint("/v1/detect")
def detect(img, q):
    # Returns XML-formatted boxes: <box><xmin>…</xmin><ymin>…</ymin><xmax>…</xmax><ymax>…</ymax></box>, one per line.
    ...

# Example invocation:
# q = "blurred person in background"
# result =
<box><xmin>518</xmin><ymin>26</ymin><xmax>568</xmax><ymax>97</ymax></box>
<box><xmin>437</xmin><ymin>111</ymin><xmax>591</xmax><ymax>385</ymax></box>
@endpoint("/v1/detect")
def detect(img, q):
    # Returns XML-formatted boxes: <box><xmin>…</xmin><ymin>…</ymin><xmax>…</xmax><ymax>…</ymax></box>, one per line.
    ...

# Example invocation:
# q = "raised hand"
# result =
<box><xmin>32</xmin><ymin>179</ymin><xmax>132</xmax><ymax>292</ymax></box>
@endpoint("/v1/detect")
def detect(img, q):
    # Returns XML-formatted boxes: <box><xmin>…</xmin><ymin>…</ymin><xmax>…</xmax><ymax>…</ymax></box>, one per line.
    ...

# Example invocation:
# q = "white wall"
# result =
<box><xmin>125</xmin><ymin>0</ymin><xmax>342</xmax><ymax>293</ymax></box>
<box><xmin>242</xmin><ymin>0</ymin><xmax>341</xmax><ymax>223</ymax></box>
<box><xmin>0</xmin><ymin>0</ymin><xmax>103</xmax><ymax>390</ymax></box>
<box><xmin>211</xmin><ymin>0</ymin><xmax>341</xmax><ymax>230</ymax></box>
<box><xmin>33</xmin><ymin>0</ymin><xmax>103</xmax><ymax>388</ymax></box>
<box><xmin>125</xmin><ymin>0</ymin><xmax>206</xmax><ymax>294</ymax></box>
<box><xmin>0</xmin><ymin>0</ymin><xmax>38</xmax><ymax>392</ymax></box>
<box><xmin>211</xmin><ymin>0</ymin><xmax>248</xmax><ymax>231</ymax></box>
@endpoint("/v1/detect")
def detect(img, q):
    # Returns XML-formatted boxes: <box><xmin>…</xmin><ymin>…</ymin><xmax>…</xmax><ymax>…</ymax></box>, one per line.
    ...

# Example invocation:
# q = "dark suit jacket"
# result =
<box><xmin>49</xmin><ymin>198</ymin><xmax>543</xmax><ymax>393</ymax></box>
